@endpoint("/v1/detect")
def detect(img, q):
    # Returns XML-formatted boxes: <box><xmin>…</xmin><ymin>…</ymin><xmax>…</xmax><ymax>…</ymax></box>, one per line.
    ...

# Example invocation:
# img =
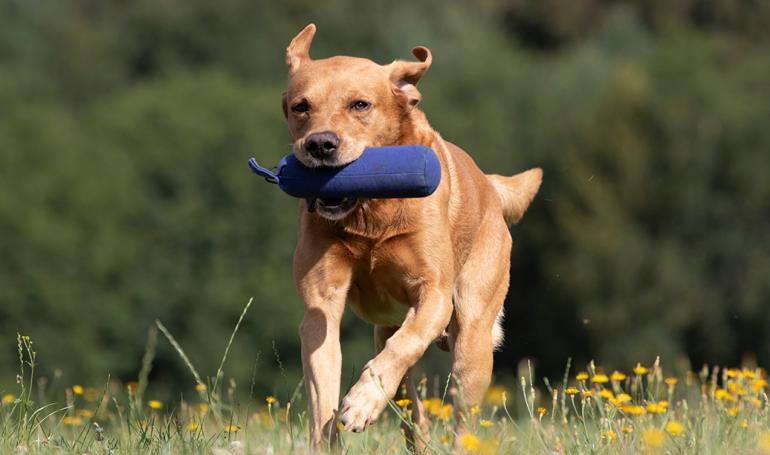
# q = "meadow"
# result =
<box><xmin>3</xmin><ymin>304</ymin><xmax>770</xmax><ymax>454</ymax></box>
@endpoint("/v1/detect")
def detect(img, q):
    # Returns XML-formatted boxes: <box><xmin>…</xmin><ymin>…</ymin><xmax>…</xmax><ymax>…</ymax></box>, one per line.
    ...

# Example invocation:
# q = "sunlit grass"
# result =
<box><xmin>3</xmin><ymin>315</ymin><xmax>770</xmax><ymax>453</ymax></box>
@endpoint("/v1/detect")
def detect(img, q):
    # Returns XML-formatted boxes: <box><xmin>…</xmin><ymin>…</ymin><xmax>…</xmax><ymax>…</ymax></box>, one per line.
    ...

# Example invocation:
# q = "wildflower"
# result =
<box><xmin>620</xmin><ymin>426</ymin><xmax>634</xmax><ymax>433</ymax></box>
<box><xmin>642</xmin><ymin>428</ymin><xmax>665</xmax><ymax>448</ymax></box>
<box><xmin>726</xmin><ymin>368</ymin><xmax>743</xmax><ymax>379</ymax></box>
<box><xmin>760</xmin><ymin>431</ymin><xmax>770</xmax><ymax>454</ymax></box>
<box><xmin>62</xmin><ymin>416</ymin><xmax>83</xmax><ymax>426</ymax></box>
<box><xmin>537</xmin><ymin>407</ymin><xmax>547</xmax><ymax>417</ymax></box>
<box><xmin>602</xmin><ymin>430</ymin><xmax>617</xmax><ymax>441</ymax></box>
<box><xmin>72</xmin><ymin>385</ymin><xmax>84</xmax><ymax>395</ymax></box>
<box><xmin>197</xmin><ymin>403</ymin><xmax>209</xmax><ymax>414</ymax></box>
<box><xmin>187</xmin><ymin>422</ymin><xmax>200</xmax><ymax>432</ymax></box>
<box><xmin>740</xmin><ymin>419</ymin><xmax>748</xmax><ymax>429</ymax></box>
<box><xmin>438</xmin><ymin>404</ymin><xmax>453</xmax><ymax>420</ymax></box>
<box><xmin>727</xmin><ymin>407</ymin><xmax>738</xmax><ymax>417</ymax></box>
<box><xmin>728</xmin><ymin>382</ymin><xmax>746</xmax><ymax>396</ymax></box>
<box><xmin>1</xmin><ymin>394</ymin><xmax>15</xmax><ymax>405</ymax></box>
<box><xmin>565</xmin><ymin>387</ymin><xmax>579</xmax><ymax>396</ymax></box>
<box><xmin>423</xmin><ymin>398</ymin><xmax>443</xmax><ymax>416</ymax></box>
<box><xmin>576</xmin><ymin>372</ymin><xmax>589</xmax><ymax>381</ymax></box>
<box><xmin>599</xmin><ymin>389</ymin><xmax>614</xmax><ymax>399</ymax></box>
<box><xmin>715</xmin><ymin>388</ymin><xmax>735</xmax><ymax>402</ymax></box>
<box><xmin>666</xmin><ymin>421</ymin><xmax>685</xmax><ymax>436</ymax></box>
<box><xmin>394</xmin><ymin>398</ymin><xmax>411</xmax><ymax>408</ymax></box>
<box><xmin>148</xmin><ymin>400</ymin><xmax>163</xmax><ymax>410</ymax></box>
<box><xmin>195</xmin><ymin>383</ymin><xmax>207</xmax><ymax>393</ymax></box>
<box><xmin>615</xmin><ymin>393</ymin><xmax>632</xmax><ymax>404</ymax></box>
<box><xmin>76</xmin><ymin>409</ymin><xmax>94</xmax><ymax>418</ymax></box>
<box><xmin>265</xmin><ymin>396</ymin><xmax>277</xmax><ymax>405</ymax></box>
<box><xmin>611</xmin><ymin>371</ymin><xmax>627</xmax><ymax>382</ymax></box>
<box><xmin>484</xmin><ymin>386</ymin><xmax>508</xmax><ymax>406</ymax></box>
<box><xmin>224</xmin><ymin>424</ymin><xmax>240</xmax><ymax>433</ymax></box>
<box><xmin>633</xmin><ymin>365</ymin><xmax>648</xmax><ymax>376</ymax></box>
<box><xmin>480</xmin><ymin>419</ymin><xmax>493</xmax><ymax>428</ymax></box>
<box><xmin>747</xmin><ymin>397</ymin><xmax>762</xmax><ymax>409</ymax></box>
<box><xmin>621</xmin><ymin>405</ymin><xmax>645</xmax><ymax>416</ymax></box>
<box><xmin>470</xmin><ymin>405</ymin><xmax>481</xmax><ymax>415</ymax></box>
<box><xmin>646</xmin><ymin>403</ymin><xmax>667</xmax><ymax>414</ymax></box>
<box><xmin>440</xmin><ymin>434</ymin><xmax>451</xmax><ymax>445</ymax></box>
<box><xmin>461</xmin><ymin>434</ymin><xmax>481</xmax><ymax>453</ymax></box>
<box><xmin>751</xmin><ymin>379</ymin><xmax>768</xmax><ymax>393</ymax></box>
<box><xmin>743</xmin><ymin>369</ymin><xmax>757</xmax><ymax>379</ymax></box>
<box><xmin>582</xmin><ymin>390</ymin><xmax>595</xmax><ymax>398</ymax></box>
<box><xmin>665</xmin><ymin>377</ymin><xmax>678</xmax><ymax>386</ymax></box>
<box><xmin>657</xmin><ymin>400</ymin><xmax>669</xmax><ymax>408</ymax></box>
<box><xmin>592</xmin><ymin>374</ymin><xmax>609</xmax><ymax>384</ymax></box>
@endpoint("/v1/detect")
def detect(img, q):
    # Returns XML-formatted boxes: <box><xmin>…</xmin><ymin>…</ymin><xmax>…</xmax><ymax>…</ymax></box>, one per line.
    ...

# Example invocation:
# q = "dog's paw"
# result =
<box><xmin>339</xmin><ymin>371</ymin><xmax>391</xmax><ymax>433</ymax></box>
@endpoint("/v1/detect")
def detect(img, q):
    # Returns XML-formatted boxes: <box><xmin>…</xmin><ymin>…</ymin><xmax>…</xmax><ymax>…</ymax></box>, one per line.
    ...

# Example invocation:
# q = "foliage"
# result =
<box><xmin>1</xmin><ymin>0</ymin><xmax>769</xmax><ymax>394</ymax></box>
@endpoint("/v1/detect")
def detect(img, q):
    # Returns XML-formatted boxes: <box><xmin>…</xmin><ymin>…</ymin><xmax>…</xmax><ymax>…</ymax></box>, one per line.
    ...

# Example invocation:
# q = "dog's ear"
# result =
<box><xmin>286</xmin><ymin>24</ymin><xmax>316</xmax><ymax>75</ymax></box>
<box><xmin>389</xmin><ymin>46</ymin><xmax>432</xmax><ymax>109</ymax></box>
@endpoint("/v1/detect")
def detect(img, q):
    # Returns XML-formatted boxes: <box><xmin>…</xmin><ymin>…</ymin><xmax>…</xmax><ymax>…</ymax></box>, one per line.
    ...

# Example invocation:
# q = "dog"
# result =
<box><xmin>282</xmin><ymin>24</ymin><xmax>542</xmax><ymax>450</ymax></box>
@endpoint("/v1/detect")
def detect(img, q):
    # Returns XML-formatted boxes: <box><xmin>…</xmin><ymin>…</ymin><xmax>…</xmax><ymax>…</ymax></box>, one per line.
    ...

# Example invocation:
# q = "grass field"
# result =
<box><xmin>4</xmin><ymin>317</ymin><xmax>770</xmax><ymax>454</ymax></box>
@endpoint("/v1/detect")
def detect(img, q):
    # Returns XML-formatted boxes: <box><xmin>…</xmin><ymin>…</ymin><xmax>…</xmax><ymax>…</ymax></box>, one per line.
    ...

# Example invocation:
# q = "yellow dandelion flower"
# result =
<box><xmin>223</xmin><ymin>424</ymin><xmax>240</xmax><ymax>433</ymax></box>
<box><xmin>480</xmin><ymin>419</ymin><xmax>493</xmax><ymax>428</ymax></box>
<box><xmin>576</xmin><ymin>372</ymin><xmax>589</xmax><ymax>381</ymax></box>
<box><xmin>715</xmin><ymin>388</ymin><xmax>735</xmax><ymax>402</ymax></box>
<box><xmin>84</xmin><ymin>388</ymin><xmax>100</xmax><ymax>402</ymax></box>
<box><xmin>751</xmin><ymin>379</ymin><xmax>768</xmax><ymax>393</ymax></box>
<box><xmin>620</xmin><ymin>426</ymin><xmax>634</xmax><ymax>433</ymax></box>
<box><xmin>1</xmin><ymin>394</ymin><xmax>15</xmax><ymax>405</ymax></box>
<box><xmin>536</xmin><ymin>407</ymin><xmax>547</xmax><ymax>417</ymax></box>
<box><xmin>599</xmin><ymin>389</ymin><xmax>614</xmax><ymax>399</ymax></box>
<box><xmin>592</xmin><ymin>374</ymin><xmax>609</xmax><ymax>384</ymax></box>
<box><xmin>727</xmin><ymin>407</ymin><xmax>739</xmax><ymax>417</ymax></box>
<box><xmin>147</xmin><ymin>400</ymin><xmax>163</xmax><ymax>410</ymax></box>
<box><xmin>647</xmin><ymin>403</ymin><xmax>667</xmax><ymax>414</ymax></box>
<box><xmin>265</xmin><ymin>396</ymin><xmax>277</xmax><ymax>405</ymax></box>
<box><xmin>665</xmin><ymin>377</ymin><xmax>678</xmax><ymax>386</ymax></box>
<box><xmin>642</xmin><ymin>428</ymin><xmax>665</xmax><ymax>448</ymax></box>
<box><xmin>72</xmin><ymin>385</ymin><xmax>84</xmax><ymax>395</ymax></box>
<box><xmin>666</xmin><ymin>421</ymin><xmax>685</xmax><ymax>436</ymax></box>
<box><xmin>582</xmin><ymin>390</ymin><xmax>595</xmax><ymax>398</ymax></box>
<box><xmin>395</xmin><ymin>398</ymin><xmax>411</xmax><ymax>408</ymax></box>
<box><xmin>633</xmin><ymin>365</ymin><xmax>648</xmax><ymax>376</ymax></box>
<box><xmin>483</xmin><ymin>386</ymin><xmax>508</xmax><ymax>406</ymax></box>
<box><xmin>611</xmin><ymin>371</ymin><xmax>627</xmax><ymax>382</ymax></box>
<box><xmin>621</xmin><ymin>405</ymin><xmax>646</xmax><ymax>416</ymax></box>
<box><xmin>747</xmin><ymin>397</ymin><xmax>762</xmax><ymax>409</ymax></box>
<box><xmin>423</xmin><ymin>398</ymin><xmax>443</xmax><ymax>416</ymax></box>
<box><xmin>76</xmin><ymin>409</ymin><xmax>94</xmax><ymax>418</ymax></box>
<box><xmin>615</xmin><ymin>393</ymin><xmax>632</xmax><ymax>404</ymax></box>
<box><xmin>62</xmin><ymin>416</ymin><xmax>83</xmax><ymax>426</ymax></box>
<box><xmin>743</xmin><ymin>369</ymin><xmax>757</xmax><ymax>379</ymax></box>
<box><xmin>195</xmin><ymin>383</ymin><xmax>207</xmax><ymax>393</ymax></box>
<box><xmin>603</xmin><ymin>430</ymin><xmax>617</xmax><ymax>441</ymax></box>
<box><xmin>760</xmin><ymin>432</ymin><xmax>770</xmax><ymax>454</ymax></box>
<box><xmin>197</xmin><ymin>403</ymin><xmax>209</xmax><ymax>414</ymax></box>
<box><xmin>740</xmin><ymin>419</ymin><xmax>748</xmax><ymax>429</ymax></box>
<box><xmin>438</xmin><ymin>404</ymin><xmax>453</xmax><ymax>421</ymax></box>
<box><xmin>187</xmin><ymin>422</ymin><xmax>200</xmax><ymax>432</ymax></box>
<box><xmin>657</xmin><ymin>400</ymin><xmax>669</xmax><ymax>408</ymax></box>
<box><xmin>726</xmin><ymin>368</ymin><xmax>743</xmax><ymax>379</ymax></box>
<box><xmin>566</xmin><ymin>387</ymin><xmax>580</xmax><ymax>396</ymax></box>
<box><xmin>461</xmin><ymin>434</ymin><xmax>481</xmax><ymax>453</ymax></box>
<box><xmin>470</xmin><ymin>405</ymin><xmax>481</xmax><ymax>415</ymax></box>
<box><xmin>728</xmin><ymin>382</ymin><xmax>746</xmax><ymax>396</ymax></box>
<box><xmin>440</xmin><ymin>434</ymin><xmax>451</xmax><ymax>445</ymax></box>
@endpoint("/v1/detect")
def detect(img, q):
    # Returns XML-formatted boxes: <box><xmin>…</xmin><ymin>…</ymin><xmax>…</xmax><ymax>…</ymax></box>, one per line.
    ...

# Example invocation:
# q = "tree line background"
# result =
<box><xmin>1</xmin><ymin>0</ymin><xmax>769</xmax><ymax>399</ymax></box>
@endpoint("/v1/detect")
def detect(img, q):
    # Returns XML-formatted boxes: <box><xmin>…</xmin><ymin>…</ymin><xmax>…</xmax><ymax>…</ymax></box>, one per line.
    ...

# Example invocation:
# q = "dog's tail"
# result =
<box><xmin>486</xmin><ymin>168</ymin><xmax>543</xmax><ymax>224</ymax></box>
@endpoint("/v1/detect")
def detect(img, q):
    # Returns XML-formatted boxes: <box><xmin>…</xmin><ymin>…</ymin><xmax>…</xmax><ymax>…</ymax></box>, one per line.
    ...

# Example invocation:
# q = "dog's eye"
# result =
<box><xmin>292</xmin><ymin>101</ymin><xmax>310</xmax><ymax>113</ymax></box>
<box><xmin>350</xmin><ymin>100</ymin><xmax>371</xmax><ymax>111</ymax></box>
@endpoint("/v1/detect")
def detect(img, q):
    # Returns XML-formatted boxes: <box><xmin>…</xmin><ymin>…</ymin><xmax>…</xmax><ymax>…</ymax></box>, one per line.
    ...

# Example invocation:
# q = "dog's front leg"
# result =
<box><xmin>295</xmin><ymin>245</ymin><xmax>352</xmax><ymax>449</ymax></box>
<box><xmin>340</xmin><ymin>284</ymin><xmax>453</xmax><ymax>432</ymax></box>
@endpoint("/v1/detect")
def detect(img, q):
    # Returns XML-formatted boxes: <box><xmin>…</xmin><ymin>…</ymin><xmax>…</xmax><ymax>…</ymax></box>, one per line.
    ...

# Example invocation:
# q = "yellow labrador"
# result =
<box><xmin>282</xmin><ymin>24</ymin><xmax>542</xmax><ymax>449</ymax></box>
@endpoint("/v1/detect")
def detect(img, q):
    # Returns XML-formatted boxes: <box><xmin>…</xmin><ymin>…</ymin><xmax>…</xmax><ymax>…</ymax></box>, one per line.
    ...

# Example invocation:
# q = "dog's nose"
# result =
<box><xmin>304</xmin><ymin>131</ymin><xmax>340</xmax><ymax>160</ymax></box>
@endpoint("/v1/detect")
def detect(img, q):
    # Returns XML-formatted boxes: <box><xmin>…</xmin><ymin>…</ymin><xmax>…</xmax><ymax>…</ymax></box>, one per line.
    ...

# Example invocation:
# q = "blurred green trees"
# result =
<box><xmin>1</xmin><ymin>0</ymin><xmax>769</xmax><ymax>397</ymax></box>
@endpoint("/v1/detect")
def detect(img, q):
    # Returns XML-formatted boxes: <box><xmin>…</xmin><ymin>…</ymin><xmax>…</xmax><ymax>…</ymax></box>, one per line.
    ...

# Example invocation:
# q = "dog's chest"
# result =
<box><xmin>345</xmin><ymin>247</ymin><xmax>416</xmax><ymax>327</ymax></box>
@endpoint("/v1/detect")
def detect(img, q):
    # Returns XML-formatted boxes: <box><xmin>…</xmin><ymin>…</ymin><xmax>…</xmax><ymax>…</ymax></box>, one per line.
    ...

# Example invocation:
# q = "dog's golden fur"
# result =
<box><xmin>283</xmin><ymin>24</ymin><xmax>542</xmax><ymax>450</ymax></box>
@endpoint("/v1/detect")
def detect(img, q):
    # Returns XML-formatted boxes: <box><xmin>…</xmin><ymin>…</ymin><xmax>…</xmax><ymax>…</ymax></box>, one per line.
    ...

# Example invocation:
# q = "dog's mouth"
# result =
<box><xmin>315</xmin><ymin>197</ymin><xmax>359</xmax><ymax>220</ymax></box>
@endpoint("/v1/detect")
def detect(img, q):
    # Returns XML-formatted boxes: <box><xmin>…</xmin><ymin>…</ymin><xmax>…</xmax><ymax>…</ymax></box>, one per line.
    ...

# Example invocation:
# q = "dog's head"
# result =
<box><xmin>283</xmin><ymin>24</ymin><xmax>432</xmax><ymax>169</ymax></box>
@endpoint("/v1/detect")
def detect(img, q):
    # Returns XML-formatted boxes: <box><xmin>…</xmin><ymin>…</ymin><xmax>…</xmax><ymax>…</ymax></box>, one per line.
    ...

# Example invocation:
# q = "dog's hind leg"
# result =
<box><xmin>448</xmin><ymin>215</ymin><xmax>512</xmax><ymax>438</ymax></box>
<box><xmin>375</xmin><ymin>326</ymin><xmax>431</xmax><ymax>453</ymax></box>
